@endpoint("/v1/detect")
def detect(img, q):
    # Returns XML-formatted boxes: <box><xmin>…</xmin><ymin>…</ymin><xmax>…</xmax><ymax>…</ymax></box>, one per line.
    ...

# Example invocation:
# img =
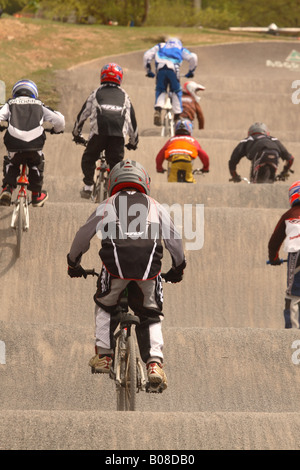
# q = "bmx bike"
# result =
<box><xmin>10</xmin><ymin>163</ymin><xmax>30</xmax><ymax>258</ymax></box>
<box><xmin>85</xmin><ymin>269</ymin><xmax>166</xmax><ymax>411</ymax></box>
<box><xmin>74</xmin><ymin>138</ymin><xmax>110</xmax><ymax>204</ymax></box>
<box><xmin>91</xmin><ymin>151</ymin><xmax>110</xmax><ymax>204</ymax></box>
<box><xmin>4</xmin><ymin>127</ymin><xmax>59</xmax><ymax>258</ymax></box>
<box><xmin>161</xmin><ymin>92</ymin><xmax>175</xmax><ymax>138</ymax></box>
<box><xmin>166</xmin><ymin>162</ymin><xmax>206</xmax><ymax>182</ymax></box>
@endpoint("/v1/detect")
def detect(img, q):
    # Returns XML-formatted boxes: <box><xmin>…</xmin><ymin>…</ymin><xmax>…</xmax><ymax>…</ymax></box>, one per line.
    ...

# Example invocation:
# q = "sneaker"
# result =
<box><xmin>154</xmin><ymin>109</ymin><xmax>162</xmax><ymax>127</ymax></box>
<box><xmin>80</xmin><ymin>185</ymin><xmax>93</xmax><ymax>199</ymax></box>
<box><xmin>147</xmin><ymin>361</ymin><xmax>167</xmax><ymax>390</ymax></box>
<box><xmin>0</xmin><ymin>185</ymin><xmax>13</xmax><ymax>206</ymax></box>
<box><xmin>89</xmin><ymin>354</ymin><xmax>113</xmax><ymax>374</ymax></box>
<box><xmin>32</xmin><ymin>191</ymin><xmax>48</xmax><ymax>207</ymax></box>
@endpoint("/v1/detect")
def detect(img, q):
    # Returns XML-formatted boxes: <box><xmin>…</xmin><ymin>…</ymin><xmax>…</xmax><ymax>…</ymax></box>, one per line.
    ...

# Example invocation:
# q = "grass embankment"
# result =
<box><xmin>0</xmin><ymin>15</ymin><xmax>289</xmax><ymax>107</ymax></box>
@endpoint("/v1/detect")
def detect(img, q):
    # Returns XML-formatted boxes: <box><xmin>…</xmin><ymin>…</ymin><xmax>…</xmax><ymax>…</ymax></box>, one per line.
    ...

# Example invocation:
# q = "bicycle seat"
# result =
<box><xmin>119</xmin><ymin>312</ymin><xmax>140</xmax><ymax>327</ymax></box>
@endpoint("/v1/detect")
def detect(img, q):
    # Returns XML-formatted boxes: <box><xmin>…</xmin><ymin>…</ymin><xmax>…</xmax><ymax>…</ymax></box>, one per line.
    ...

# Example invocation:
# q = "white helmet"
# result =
<box><xmin>183</xmin><ymin>81</ymin><xmax>205</xmax><ymax>103</ymax></box>
<box><xmin>107</xmin><ymin>159</ymin><xmax>151</xmax><ymax>196</ymax></box>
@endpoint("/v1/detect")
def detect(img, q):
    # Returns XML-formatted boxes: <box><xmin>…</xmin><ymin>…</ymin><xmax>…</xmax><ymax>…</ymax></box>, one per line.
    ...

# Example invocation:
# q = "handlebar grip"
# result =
<box><xmin>266</xmin><ymin>259</ymin><xmax>287</xmax><ymax>264</ymax></box>
<box><xmin>84</xmin><ymin>269</ymin><xmax>100</xmax><ymax>277</ymax></box>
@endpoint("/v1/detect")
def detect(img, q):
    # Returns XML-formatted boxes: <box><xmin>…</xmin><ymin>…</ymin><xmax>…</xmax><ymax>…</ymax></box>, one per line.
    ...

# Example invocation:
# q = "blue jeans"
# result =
<box><xmin>155</xmin><ymin>67</ymin><xmax>182</xmax><ymax>113</ymax></box>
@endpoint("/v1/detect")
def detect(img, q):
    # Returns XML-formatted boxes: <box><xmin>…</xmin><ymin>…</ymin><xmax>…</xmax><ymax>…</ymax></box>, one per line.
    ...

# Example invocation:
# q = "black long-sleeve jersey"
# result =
<box><xmin>229</xmin><ymin>134</ymin><xmax>293</xmax><ymax>177</ymax></box>
<box><xmin>72</xmin><ymin>83</ymin><xmax>138</xmax><ymax>147</ymax></box>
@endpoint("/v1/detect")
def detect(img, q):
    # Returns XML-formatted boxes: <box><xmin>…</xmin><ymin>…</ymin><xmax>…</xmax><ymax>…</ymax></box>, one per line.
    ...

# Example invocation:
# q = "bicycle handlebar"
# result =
<box><xmin>84</xmin><ymin>269</ymin><xmax>100</xmax><ymax>277</ymax></box>
<box><xmin>266</xmin><ymin>259</ymin><xmax>287</xmax><ymax>265</ymax></box>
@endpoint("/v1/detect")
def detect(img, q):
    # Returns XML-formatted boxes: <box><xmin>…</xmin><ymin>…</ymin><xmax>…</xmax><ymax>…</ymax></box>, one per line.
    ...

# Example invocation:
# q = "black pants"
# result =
<box><xmin>2</xmin><ymin>151</ymin><xmax>44</xmax><ymax>192</ymax></box>
<box><xmin>81</xmin><ymin>134</ymin><xmax>124</xmax><ymax>186</ymax></box>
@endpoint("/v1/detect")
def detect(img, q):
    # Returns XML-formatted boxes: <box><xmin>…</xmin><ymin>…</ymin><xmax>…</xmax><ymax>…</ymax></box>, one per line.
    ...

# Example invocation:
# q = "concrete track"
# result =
<box><xmin>1</xmin><ymin>40</ymin><xmax>300</xmax><ymax>450</ymax></box>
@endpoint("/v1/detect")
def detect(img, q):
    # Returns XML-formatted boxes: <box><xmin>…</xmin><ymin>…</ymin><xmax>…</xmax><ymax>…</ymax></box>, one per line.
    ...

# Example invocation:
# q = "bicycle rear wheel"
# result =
<box><xmin>124</xmin><ymin>335</ymin><xmax>137</xmax><ymax>411</ymax></box>
<box><xmin>16</xmin><ymin>200</ymin><xmax>24</xmax><ymax>258</ymax></box>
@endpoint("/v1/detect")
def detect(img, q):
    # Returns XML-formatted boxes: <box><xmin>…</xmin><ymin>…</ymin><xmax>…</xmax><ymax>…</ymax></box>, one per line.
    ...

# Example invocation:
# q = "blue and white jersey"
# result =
<box><xmin>144</xmin><ymin>38</ymin><xmax>197</xmax><ymax>73</ymax></box>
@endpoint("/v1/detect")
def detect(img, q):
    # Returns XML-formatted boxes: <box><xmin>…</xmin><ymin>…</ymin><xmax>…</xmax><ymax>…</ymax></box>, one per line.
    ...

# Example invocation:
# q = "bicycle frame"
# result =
<box><xmin>91</xmin><ymin>151</ymin><xmax>110</xmax><ymax>204</ymax></box>
<box><xmin>11</xmin><ymin>164</ymin><xmax>30</xmax><ymax>230</ymax></box>
<box><xmin>111</xmin><ymin>292</ymin><xmax>147</xmax><ymax>411</ymax></box>
<box><xmin>10</xmin><ymin>164</ymin><xmax>30</xmax><ymax>257</ymax></box>
<box><xmin>85</xmin><ymin>270</ymin><xmax>164</xmax><ymax>410</ymax></box>
<box><xmin>161</xmin><ymin>93</ymin><xmax>175</xmax><ymax>138</ymax></box>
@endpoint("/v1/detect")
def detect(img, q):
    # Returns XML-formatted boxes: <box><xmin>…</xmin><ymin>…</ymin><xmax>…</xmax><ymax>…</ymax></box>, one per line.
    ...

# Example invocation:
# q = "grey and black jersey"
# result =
<box><xmin>72</xmin><ymin>84</ymin><xmax>138</xmax><ymax>147</ymax></box>
<box><xmin>0</xmin><ymin>97</ymin><xmax>65</xmax><ymax>152</ymax></box>
<box><xmin>68</xmin><ymin>190</ymin><xmax>185</xmax><ymax>281</ymax></box>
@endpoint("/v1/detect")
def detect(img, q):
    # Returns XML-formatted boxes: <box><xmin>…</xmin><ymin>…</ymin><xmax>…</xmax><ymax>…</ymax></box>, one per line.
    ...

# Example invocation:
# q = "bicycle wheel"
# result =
<box><xmin>93</xmin><ymin>172</ymin><xmax>107</xmax><ymax>203</ymax></box>
<box><xmin>115</xmin><ymin>334</ymin><xmax>126</xmax><ymax>411</ymax></box>
<box><xmin>16</xmin><ymin>200</ymin><xmax>24</xmax><ymax>258</ymax></box>
<box><xmin>124</xmin><ymin>335</ymin><xmax>137</xmax><ymax>411</ymax></box>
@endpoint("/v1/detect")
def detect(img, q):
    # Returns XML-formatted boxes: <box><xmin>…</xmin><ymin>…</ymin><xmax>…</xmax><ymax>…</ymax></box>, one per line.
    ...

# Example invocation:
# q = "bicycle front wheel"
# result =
<box><xmin>16</xmin><ymin>200</ymin><xmax>24</xmax><ymax>258</ymax></box>
<box><xmin>124</xmin><ymin>335</ymin><xmax>137</xmax><ymax>411</ymax></box>
<box><xmin>93</xmin><ymin>172</ymin><xmax>107</xmax><ymax>203</ymax></box>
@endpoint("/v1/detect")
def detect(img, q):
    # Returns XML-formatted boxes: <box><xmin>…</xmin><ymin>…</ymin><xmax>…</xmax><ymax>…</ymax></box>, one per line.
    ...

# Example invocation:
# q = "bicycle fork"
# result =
<box><xmin>11</xmin><ymin>192</ymin><xmax>29</xmax><ymax>231</ymax></box>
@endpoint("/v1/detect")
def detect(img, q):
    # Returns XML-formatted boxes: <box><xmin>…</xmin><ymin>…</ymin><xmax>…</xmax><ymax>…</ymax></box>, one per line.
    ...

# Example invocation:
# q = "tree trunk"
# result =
<box><xmin>141</xmin><ymin>0</ymin><xmax>149</xmax><ymax>25</ymax></box>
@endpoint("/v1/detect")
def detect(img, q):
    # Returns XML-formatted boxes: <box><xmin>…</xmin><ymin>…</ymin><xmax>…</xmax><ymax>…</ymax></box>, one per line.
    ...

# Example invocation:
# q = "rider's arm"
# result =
<box><xmin>42</xmin><ymin>106</ymin><xmax>65</xmax><ymax>133</ymax></box>
<box><xmin>0</xmin><ymin>103</ymin><xmax>9</xmax><ymax>121</ymax></box>
<box><xmin>156</xmin><ymin>141</ymin><xmax>170</xmax><ymax>172</ymax></box>
<box><xmin>268</xmin><ymin>209</ymin><xmax>291</xmax><ymax>262</ymax></box>
<box><xmin>72</xmin><ymin>90</ymin><xmax>95</xmax><ymax>137</ymax></box>
<box><xmin>143</xmin><ymin>45</ymin><xmax>159</xmax><ymax>71</ymax></box>
<box><xmin>194</xmin><ymin>139</ymin><xmax>209</xmax><ymax>171</ymax></box>
<box><xmin>126</xmin><ymin>97</ymin><xmax>139</xmax><ymax>147</ymax></box>
<box><xmin>68</xmin><ymin>204</ymin><xmax>107</xmax><ymax>266</ymax></box>
<box><xmin>158</xmin><ymin>202</ymin><xmax>186</xmax><ymax>269</ymax></box>
<box><xmin>228</xmin><ymin>140</ymin><xmax>248</xmax><ymax>177</ymax></box>
<box><xmin>182</xmin><ymin>48</ymin><xmax>198</xmax><ymax>74</ymax></box>
<box><xmin>195</xmin><ymin>101</ymin><xmax>204</xmax><ymax>129</ymax></box>
<box><xmin>275</xmin><ymin>139</ymin><xmax>294</xmax><ymax>169</ymax></box>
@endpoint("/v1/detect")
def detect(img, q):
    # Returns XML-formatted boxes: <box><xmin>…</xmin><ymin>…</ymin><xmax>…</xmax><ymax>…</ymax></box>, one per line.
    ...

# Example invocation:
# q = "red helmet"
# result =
<box><xmin>289</xmin><ymin>180</ymin><xmax>300</xmax><ymax>207</ymax></box>
<box><xmin>100</xmin><ymin>63</ymin><xmax>123</xmax><ymax>85</ymax></box>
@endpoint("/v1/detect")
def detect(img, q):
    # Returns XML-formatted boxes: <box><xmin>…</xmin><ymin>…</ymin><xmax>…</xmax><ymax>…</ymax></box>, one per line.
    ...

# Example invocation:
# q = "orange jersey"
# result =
<box><xmin>164</xmin><ymin>136</ymin><xmax>198</xmax><ymax>160</ymax></box>
<box><xmin>156</xmin><ymin>135</ymin><xmax>209</xmax><ymax>173</ymax></box>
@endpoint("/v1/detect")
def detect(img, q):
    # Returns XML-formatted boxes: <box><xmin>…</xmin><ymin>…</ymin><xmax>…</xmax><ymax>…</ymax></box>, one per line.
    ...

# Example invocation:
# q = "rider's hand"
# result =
<box><xmin>146</xmin><ymin>64</ymin><xmax>155</xmax><ymax>78</ymax></box>
<box><xmin>277</xmin><ymin>170</ymin><xmax>289</xmax><ymax>181</ymax></box>
<box><xmin>269</xmin><ymin>258</ymin><xmax>282</xmax><ymax>266</ymax></box>
<box><xmin>67</xmin><ymin>264</ymin><xmax>87</xmax><ymax>278</ymax></box>
<box><xmin>231</xmin><ymin>174</ymin><xmax>241</xmax><ymax>183</ymax></box>
<box><xmin>185</xmin><ymin>71</ymin><xmax>194</xmax><ymax>78</ymax></box>
<box><xmin>73</xmin><ymin>134</ymin><xmax>87</xmax><ymax>146</ymax></box>
<box><xmin>67</xmin><ymin>253</ymin><xmax>87</xmax><ymax>278</ymax></box>
<box><xmin>125</xmin><ymin>143</ymin><xmax>137</xmax><ymax>151</ymax></box>
<box><xmin>163</xmin><ymin>260</ymin><xmax>186</xmax><ymax>283</ymax></box>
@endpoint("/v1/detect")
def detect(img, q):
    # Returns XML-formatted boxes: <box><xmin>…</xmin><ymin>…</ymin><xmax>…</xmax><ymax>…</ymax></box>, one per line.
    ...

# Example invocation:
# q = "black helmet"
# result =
<box><xmin>107</xmin><ymin>159</ymin><xmax>151</xmax><ymax>196</ymax></box>
<box><xmin>248</xmin><ymin>122</ymin><xmax>270</xmax><ymax>137</ymax></box>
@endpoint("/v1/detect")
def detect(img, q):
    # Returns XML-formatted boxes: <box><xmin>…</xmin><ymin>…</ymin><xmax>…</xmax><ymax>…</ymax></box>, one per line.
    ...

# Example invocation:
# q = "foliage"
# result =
<box><xmin>1</xmin><ymin>0</ymin><xmax>27</xmax><ymax>14</ymax></box>
<box><xmin>4</xmin><ymin>1</ymin><xmax>300</xmax><ymax>28</ymax></box>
